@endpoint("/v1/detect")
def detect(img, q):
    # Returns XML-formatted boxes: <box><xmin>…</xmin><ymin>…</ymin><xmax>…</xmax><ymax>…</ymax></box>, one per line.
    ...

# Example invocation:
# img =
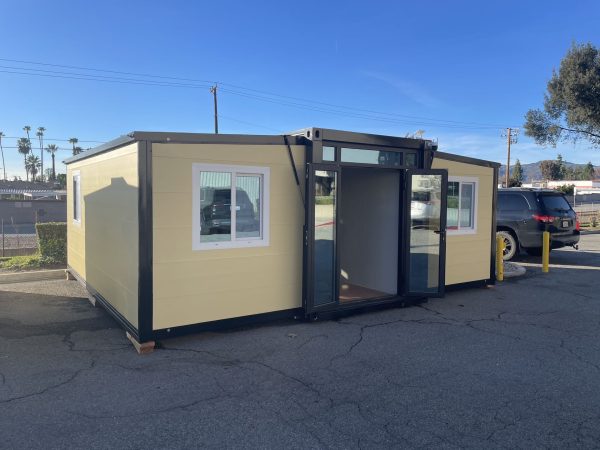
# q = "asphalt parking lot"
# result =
<box><xmin>1</xmin><ymin>234</ymin><xmax>600</xmax><ymax>449</ymax></box>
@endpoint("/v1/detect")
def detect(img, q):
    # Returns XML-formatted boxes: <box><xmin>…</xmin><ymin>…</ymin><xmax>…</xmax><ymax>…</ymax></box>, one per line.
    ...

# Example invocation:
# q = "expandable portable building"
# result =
<box><xmin>65</xmin><ymin>128</ymin><xmax>500</xmax><ymax>348</ymax></box>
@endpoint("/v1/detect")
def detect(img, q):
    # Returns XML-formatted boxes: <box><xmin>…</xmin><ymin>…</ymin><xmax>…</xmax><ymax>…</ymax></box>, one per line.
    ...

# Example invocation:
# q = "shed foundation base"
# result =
<box><xmin>126</xmin><ymin>332</ymin><xmax>155</xmax><ymax>354</ymax></box>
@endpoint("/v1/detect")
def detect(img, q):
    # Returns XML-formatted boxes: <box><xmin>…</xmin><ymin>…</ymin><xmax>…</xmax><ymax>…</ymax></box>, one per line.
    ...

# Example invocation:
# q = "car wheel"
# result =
<box><xmin>497</xmin><ymin>230</ymin><xmax>517</xmax><ymax>261</ymax></box>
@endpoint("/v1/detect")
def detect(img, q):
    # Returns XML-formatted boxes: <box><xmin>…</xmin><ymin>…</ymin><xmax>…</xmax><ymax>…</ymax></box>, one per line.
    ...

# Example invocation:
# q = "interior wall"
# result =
<box><xmin>339</xmin><ymin>168</ymin><xmax>399</xmax><ymax>295</ymax></box>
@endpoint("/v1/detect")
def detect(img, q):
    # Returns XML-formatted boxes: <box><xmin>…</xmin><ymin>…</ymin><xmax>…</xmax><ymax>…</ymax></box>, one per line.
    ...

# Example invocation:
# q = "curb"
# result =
<box><xmin>0</xmin><ymin>269</ymin><xmax>67</xmax><ymax>284</ymax></box>
<box><xmin>497</xmin><ymin>262</ymin><xmax>527</xmax><ymax>279</ymax></box>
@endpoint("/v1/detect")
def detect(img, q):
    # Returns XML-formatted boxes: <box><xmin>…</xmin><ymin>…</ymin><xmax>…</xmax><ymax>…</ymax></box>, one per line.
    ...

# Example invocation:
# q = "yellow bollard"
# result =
<box><xmin>496</xmin><ymin>235</ymin><xmax>504</xmax><ymax>281</ymax></box>
<box><xmin>542</xmin><ymin>231</ymin><xmax>550</xmax><ymax>273</ymax></box>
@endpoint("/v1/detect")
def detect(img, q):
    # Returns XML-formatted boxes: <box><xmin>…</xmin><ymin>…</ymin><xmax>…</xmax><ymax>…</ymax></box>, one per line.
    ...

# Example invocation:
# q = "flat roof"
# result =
<box><xmin>63</xmin><ymin>128</ymin><xmax>499</xmax><ymax>169</ymax></box>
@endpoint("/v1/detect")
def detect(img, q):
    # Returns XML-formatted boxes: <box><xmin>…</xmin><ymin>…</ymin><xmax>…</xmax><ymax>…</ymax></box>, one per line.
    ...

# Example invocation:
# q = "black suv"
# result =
<box><xmin>497</xmin><ymin>188</ymin><xmax>580</xmax><ymax>260</ymax></box>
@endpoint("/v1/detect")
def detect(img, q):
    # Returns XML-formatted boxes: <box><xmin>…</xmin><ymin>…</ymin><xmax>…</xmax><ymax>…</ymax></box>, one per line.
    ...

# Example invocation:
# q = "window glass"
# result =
<box><xmin>341</xmin><ymin>148</ymin><xmax>402</xmax><ymax>167</ymax></box>
<box><xmin>200</xmin><ymin>172</ymin><xmax>232</xmax><ymax>243</ymax></box>
<box><xmin>194</xmin><ymin>164</ymin><xmax>270</xmax><ymax>250</ymax></box>
<box><xmin>314</xmin><ymin>170</ymin><xmax>336</xmax><ymax>306</ymax></box>
<box><xmin>540</xmin><ymin>194</ymin><xmax>571</xmax><ymax>212</ymax></box>
<box><xmin>405</xmin><ymin>153</ymin><xmax>418</xmax><ymax>167</ymax></box>
<box><xmin>235</xmin><ymin>175</ymin><xmax>261</xmax><ymax>239</ymax></box>
<box><xmin>447</xmin><ymin>181</ymin><xmax>459</xmax><ymax>229</ymax></box>
<box><xmin>447</xmin><ymin>179</ymin><xmax>477</xmax><ymax>232</ymax></box>
<box><xmin>322</xmin><ymin>146</ymin><xmax>335</xmax><ymax>161</ymax></box>
<box><xmin>499</xmin><ymin>194</ymin><xmax>530</xmax><ymax>211</ymax></box>
<box><xmin>460</xmin><ymin>183</ymin><xmax>474</xmax><ymax>228</ymax></box>
<box><xmin>73</xmin><ymin>174</ymin><xmax>81</xmax><ymax>222</ymax></box>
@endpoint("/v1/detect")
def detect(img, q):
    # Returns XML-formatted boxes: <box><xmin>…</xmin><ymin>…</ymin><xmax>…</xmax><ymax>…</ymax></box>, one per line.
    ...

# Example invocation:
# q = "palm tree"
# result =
<box><xmin>69</xmin><ymin>137</ymin><xmax>78</xmax><ymax>154</ymax></box>
<box><xmin>37</xmin><ymin>127</ymin><xmax>45</xmax><ymax>182</ymax></box>
<box><xmin>73</xmin><ymin>146</ymin><xmax>83</xmax><ymax>156</ymax></box>
<box><xmin>0</xmin><ymin>131</ymin><xmax>6</xmax><ymax>180</ymax></box>
<box><xmin>17</xmin><ymin>137</ymin><xmax>32</xmax><ymax>181</ymax></box>
<box><xmin>23</xmin><ymin>125</ymin><xmax>31</xmax><ymax>140</ymax></box>
<box><xmin>45</xmin><ymin>144</ymin><xmax>58</xmax><ymax>180</ymax></box>
<box><xmin>25</xmin><ymin>154</ymin><xmax>41</xmax><ymax>181</ymax></box>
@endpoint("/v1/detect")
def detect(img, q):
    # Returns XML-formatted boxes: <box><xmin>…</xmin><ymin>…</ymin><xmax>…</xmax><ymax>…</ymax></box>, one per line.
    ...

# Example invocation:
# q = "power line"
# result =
<box><xmin>2</xmin><ymin>136</ymin><xmax>104</xmax><ymax>143</ymax></box>
<box><xmin>0</xmin><ymin>57</ymin><xmax>521</xmax><ymax>130</ymax></box>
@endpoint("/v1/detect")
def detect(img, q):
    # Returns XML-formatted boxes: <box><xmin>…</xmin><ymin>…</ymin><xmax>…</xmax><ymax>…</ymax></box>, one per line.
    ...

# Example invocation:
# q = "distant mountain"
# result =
<box><xmin>499</xmin><ymin>161</ymin><xmax>588</xmax><ymax>182</ymax></box>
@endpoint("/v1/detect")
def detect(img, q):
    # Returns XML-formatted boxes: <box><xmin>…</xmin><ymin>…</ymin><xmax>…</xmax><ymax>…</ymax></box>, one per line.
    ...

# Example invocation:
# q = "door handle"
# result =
<box><xmin>433</xmin><ymin>229</ymin><xmax>445</xmax><ymax>234</ymax></box>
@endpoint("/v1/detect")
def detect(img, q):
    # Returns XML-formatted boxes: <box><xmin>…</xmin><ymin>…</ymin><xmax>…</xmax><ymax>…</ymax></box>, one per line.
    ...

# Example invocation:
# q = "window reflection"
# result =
<box><xmin>200</xmin><ymin>172</ymin><xmax>232</xmax><ymax>242</ymax></box>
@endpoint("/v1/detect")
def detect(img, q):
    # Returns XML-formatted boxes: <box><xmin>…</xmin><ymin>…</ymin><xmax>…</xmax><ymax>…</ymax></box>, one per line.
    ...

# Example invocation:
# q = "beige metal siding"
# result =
<box><xmin>431</xmin><ymin>157</ymin><xmax>494</xmax><ymax>285</ymax></box>
<box><xmin>152</xmin><ymin>143</ymin><xmax>305</xmax><ymax>330</ymax></box>
<box><xmin>67</xmin><ymin>143</ymin><xmax>139</xmax><ymax>327</ymax></box>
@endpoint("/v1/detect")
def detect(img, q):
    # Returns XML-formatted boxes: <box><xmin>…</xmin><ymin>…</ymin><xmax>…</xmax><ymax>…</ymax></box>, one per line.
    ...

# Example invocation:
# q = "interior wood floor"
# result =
<box><xmin>339</xmin><ymin>282</ymin><xmax>391</xmax><ymax>303</ymax></box>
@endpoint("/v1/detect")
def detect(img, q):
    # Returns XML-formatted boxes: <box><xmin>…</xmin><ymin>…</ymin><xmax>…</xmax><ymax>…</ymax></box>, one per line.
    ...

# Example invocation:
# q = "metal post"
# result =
<box><xmin>505</xmin><ymin>128</ymin><xmax>511</xmax><ymax>188</ymax></box>
<box><xmin>542</xmin><ymin>231</ymin><xmax>550</xmax><ymax>273</ymax></box>
<box><xmin>210</xmin><ymin>85</ymin><xmax>219</xmax><ymax>134</ymax></box>
<box><xmin>496</xmin><ymin>235</ymin><xmax>504</xmax><ymax>281</ymax></box>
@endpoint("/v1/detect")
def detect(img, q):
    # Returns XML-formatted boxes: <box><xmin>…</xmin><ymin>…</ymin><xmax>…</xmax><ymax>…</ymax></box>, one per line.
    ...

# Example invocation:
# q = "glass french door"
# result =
<box><xmin>403</xmin><ymin>169</ymin><xmax>448</xmax><ymax>297</ymax></box>
<box><xmin>304</xmin><ymin>164</ymin><xmax>339</xmax><ymax>313</ymax></box>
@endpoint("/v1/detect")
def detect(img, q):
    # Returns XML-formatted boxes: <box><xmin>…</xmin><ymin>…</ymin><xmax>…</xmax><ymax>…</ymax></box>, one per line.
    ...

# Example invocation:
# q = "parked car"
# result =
<box><xmin>411</xmin><ymin>188</ymin><xmax>441</xmax><ymax>228</ymax></box>
<box><xmin>200</xmin><ymin>187</ymin><xmax>258</xmax><ymax>235</ymax></box>
<box><xmin>496</xmin><ymin>188</ymin><xmax>580</xmax><ymax>260</ymax></box>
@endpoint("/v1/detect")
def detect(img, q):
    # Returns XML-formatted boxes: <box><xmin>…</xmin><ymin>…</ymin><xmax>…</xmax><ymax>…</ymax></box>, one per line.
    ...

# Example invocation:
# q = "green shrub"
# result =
<box><xmin>36</xmin><ymin>222</ymin><xmax>67</xmax><ymax>263</ymax></box>
<box><xmin>0</xmin><ymin>254</ymin><xmax>63</xmax><ymax>271</ymax></box>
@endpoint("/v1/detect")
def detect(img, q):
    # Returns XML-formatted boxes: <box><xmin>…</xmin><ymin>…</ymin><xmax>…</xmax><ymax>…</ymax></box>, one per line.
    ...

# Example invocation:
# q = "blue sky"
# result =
<box><xmin>1</xmin><ymin>0</ymin><xmax>599</xmax><ymax>179</ymax></box>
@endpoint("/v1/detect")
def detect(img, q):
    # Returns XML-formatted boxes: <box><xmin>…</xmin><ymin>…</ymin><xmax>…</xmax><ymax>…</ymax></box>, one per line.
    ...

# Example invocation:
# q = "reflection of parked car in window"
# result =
<box><xmin>200</xmin><ymin>188</ymin><xmax>258</xmax><ymax>235</ymax></box>
<box><xmin>496</xmin><ymin>188</ymin><xmax>580</xmax><ymax>260</ymax></box>
<box><xmin>411</xmin><ymin>189</ymin><xmax>441</xmax><ymax>227</ymax></box>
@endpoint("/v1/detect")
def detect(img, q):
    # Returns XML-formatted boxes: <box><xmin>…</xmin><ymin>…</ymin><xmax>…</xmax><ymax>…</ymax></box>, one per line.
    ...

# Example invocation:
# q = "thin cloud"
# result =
<box><xmin>362</xmin><ymin>71</ymin><xmax>442</xmax><ymax>109</ymax></box>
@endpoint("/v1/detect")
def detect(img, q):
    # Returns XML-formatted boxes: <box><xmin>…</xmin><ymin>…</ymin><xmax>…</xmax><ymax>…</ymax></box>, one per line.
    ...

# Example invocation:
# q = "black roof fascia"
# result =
<box><xmin>63</xmin><ymin>134</ymin><xmax>136</xmax><ymax>165</ymax></box>
<box><xmin>434</xmin><ymin>151</ymin><xmax>501</xmax><ymax>169</ymax></box>
<box><xmin>64</xmin><ymin>131</ymin><xmax>309</xmax><ymax>165</ymax></box>
<box><xmin>131</xmin><ymin>131</ymin><xmax>308</xmax><ymax>146</ymax></box>
<box><xmin>288</xmin><ymin>127</ymin><xmax>435</xmax><ymax>150</ymax></box>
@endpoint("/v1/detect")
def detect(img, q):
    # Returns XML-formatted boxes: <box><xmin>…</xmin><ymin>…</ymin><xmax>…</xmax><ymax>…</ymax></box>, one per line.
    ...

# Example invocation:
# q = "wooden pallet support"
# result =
<box><xmin>126</xmin><ymin>331</ymin><xmax>155</xmax><ymax>355</ymax></box>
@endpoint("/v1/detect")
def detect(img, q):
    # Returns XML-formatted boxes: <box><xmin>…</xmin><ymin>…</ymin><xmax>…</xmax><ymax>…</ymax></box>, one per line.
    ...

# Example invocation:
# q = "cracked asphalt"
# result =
<box><xmin>1</xmin><ymin>234</ymin><xmax>600</xmax><ymax>449</ymax></box>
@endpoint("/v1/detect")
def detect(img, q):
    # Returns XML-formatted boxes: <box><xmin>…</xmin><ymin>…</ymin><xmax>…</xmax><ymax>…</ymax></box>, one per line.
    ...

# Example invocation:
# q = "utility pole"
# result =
<box><xmin>210</xmin><ymin>84</ymin><xmax>219</xmax><ymax>134</ymax></box>
<box><xmin>501</xmin><ymin>128</ymin><xmax>519</xmax><ymax>187</ymax></box>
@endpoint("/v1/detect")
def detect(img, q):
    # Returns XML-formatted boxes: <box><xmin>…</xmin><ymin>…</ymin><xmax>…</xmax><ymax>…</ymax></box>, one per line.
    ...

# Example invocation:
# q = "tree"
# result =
<box><xmin>0</xmin><ymin>131</ymin><xmax>5</xmax><ymax>180</ymax></box>
<box><xmin>69</xmin><ymin>137</ymin><xmax>78</xmax><ymax>154</ymax></box>
<box><xmin>581</xmin><ymin>162</ymin><xmax>595</xmax><ymax>180</ymax></box>
<box><xmin>73</xmin><ymin>146</ymin><xmax>83</xmax><ymax>156</ymax></box>
<box><xmin>510</xmin><ymin>159</ymin><xmax>524</xmax><ymax>186</ymax></box>
<box><xmin>556</xmin><ymin>154</ymin><xmax>566</xmax><ymax>180</ymax></box>
<box><xmin>36</xmin><ymin>127</ymin><xmax>45</xmax><ymax>182</ymax></box>
<box><xmin>23</xmin><ymin>125</ymin><xmax>31</xmax><ymax>140</ymax></box>
<box><xmin>25</xmin><ymin>154</ymin><xmax>41</xmax><ymax>181</ymax></box>
<box><xmin>524</xmin><ymin>43</ymin><xmax>600</xmax><ymax>147</ymax></box>
<box><xmin>539</xmin><ymin>160</ymin><xmax>561</xmax><ymax>181</ymax></box>
<box><xmin>56</xmin><ymin>173</ymin><xmax>66</xmax><ymax>188</ymax></box>
<box><xmin>45</xmin><ymin>144</ymin><xmax>58</xmax><ymax>181</ymax></box>
<box><xmin>17</xmin><ymin>137</ymin><xmax>32</xmax><ymax>181</ymax></box>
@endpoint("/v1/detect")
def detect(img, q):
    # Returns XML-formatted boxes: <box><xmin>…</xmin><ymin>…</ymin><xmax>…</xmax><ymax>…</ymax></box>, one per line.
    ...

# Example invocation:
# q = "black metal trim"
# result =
<box><xmin>63</xmin><ymin>134</ymin><xmax>136</xmax><ymax>164</ymax></box>
<box><xmin>445</xmin><ymin>279</ymin><xmax>492</xmax><ymax>291</ymax></box>
<box><xmin>434</xmin><ymin>151</ymin><xmax>501</xmax><ymax>168</ymax></box>
<box><xmin>67</xmin><ymin>265</ymin><xmax>140</xmax><ymax>341</ymax></box>
<box><xmin>152</xmin><ymin>308</ymin><xmax>302</xmax><ymax>340</ymax></box>
<box><xmin>490</xmin><ymin>166</ymin><xmax>499</xmax><ymax>284</ymax></box>
<box><xmin>304</xmin><ymin>163</ymin><xmax>340</xmax><ymax>315</ymax></box>
<box><xmin>131</xmin><ymin>131</ymin><xmax>308</xmax><ymax>145</ymax></box>
<box><xmin>65</xmin><ymin>132</ymin><xmax>309</xmax><ymax>165</ymax></box>
<box><xmin>402</xmin><ymin>169</ymin><xmax>448</xmax><ymax>298</ymax></box>
<box><xmin>289</xmin><ymin>127</ymin><xmax>432</xmax><ymax>150</ymax></box>
<box><xmin>138</xmin><ymin>140</ymin><xmax>153</xmax><ymax>342</ymax></box>
<box><xmin>283</xmin><ymin>135</ymin><xmax>304</xmax><ymax>207</ymax></box>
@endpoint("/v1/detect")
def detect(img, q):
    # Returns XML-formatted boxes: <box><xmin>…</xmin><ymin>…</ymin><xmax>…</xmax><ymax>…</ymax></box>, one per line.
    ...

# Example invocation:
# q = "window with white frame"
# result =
<box><xmin>72</xmin><ymin>171</ymin><xmax>81</xmax><ymax>224</ymax></box>
<box><xmin>192</xmin><ymin>163</ymin><xmax>270</xmax><ymax>250</ymax></box>
<box><xmin>447</xmin><ymin>176</ymin><xmax>478</xmax><ymax>233</ymax></box>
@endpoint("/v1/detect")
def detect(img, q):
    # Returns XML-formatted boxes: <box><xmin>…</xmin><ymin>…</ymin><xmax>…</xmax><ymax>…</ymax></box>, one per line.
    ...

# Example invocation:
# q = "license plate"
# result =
<box><xmin>562</xmin><ymin>220</ymin><xmax>569</xmax><ymax>228</ymax></box>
